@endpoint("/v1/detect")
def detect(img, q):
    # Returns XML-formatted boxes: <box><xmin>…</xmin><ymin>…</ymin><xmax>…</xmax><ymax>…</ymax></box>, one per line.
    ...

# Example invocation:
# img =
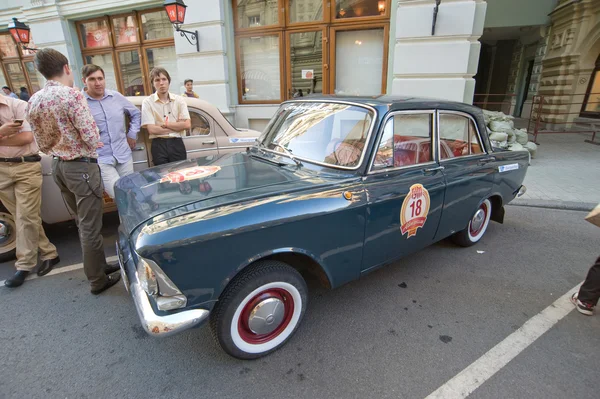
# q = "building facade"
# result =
<box><xmin>1</xmin><ymin>0</ymin><xmax>598</xmax><ymax>130</ymax></box>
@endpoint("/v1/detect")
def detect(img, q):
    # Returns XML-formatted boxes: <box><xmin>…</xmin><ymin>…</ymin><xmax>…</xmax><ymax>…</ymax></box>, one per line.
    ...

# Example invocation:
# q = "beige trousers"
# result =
<box><xmin>0</xmin><ymin>161</ymin><xmax>58</xmax><ymax>271</ymax></box>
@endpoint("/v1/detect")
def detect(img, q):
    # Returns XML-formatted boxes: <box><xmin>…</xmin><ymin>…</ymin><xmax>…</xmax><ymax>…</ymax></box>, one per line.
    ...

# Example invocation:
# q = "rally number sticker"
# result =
<box><xmin>400</xmin><ymin>184</ymin><xmax>431</xmax><ymax>238</ymax></box>
<box><xmin>159</xmin><ymin>165</ymin><xmax>221</xmax><ymax>184</ymax></box>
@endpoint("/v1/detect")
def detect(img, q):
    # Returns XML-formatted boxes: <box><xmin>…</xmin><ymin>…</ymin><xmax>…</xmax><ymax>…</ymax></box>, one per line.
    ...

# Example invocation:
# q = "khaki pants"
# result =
<box><xmin>52</xmin><ymin>159</ymin><xmax>108</xmax><ymax>290</ymax></box>
<box><xmin>0</xmin><ymin>161</ymin><xmax>58</xmax><ymax>271</ymax></box>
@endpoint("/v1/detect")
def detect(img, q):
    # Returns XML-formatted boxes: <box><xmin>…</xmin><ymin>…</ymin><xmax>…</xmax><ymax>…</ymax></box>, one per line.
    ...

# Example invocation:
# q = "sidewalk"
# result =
<box><xmin>510</xmin><ymin>132</ymin><xmax>599</xmax><ymax>210</ymax></box>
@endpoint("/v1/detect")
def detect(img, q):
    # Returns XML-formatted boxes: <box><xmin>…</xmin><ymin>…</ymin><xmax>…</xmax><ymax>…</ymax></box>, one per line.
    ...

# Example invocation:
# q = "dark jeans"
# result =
<box><xmin>579</xmin><ymin>256</ymin><xmax>600</xmax><ymax>305</ymax></box>
<box><xmin>151</xmin><ymin>137</ymin><xmax>186</xmax><ymax>166</ymax></box>
<box><xmin>52</xmin><ymin>159</ymin><xmax>108</xmax><ymax>290</ymax></box>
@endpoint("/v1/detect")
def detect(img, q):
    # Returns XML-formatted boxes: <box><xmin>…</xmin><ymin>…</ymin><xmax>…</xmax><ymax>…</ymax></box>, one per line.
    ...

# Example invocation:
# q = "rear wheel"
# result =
<box><xmin>210</xmin><ymin>260</ymin><xmax>308</xmax><ymax>359</ymax></box>
<box><xmin>451</xmin><ymin>199</ymin><xmax>492</xmax><ymax>247</ymax></box>
<box><xmin>0</xmin><ymin>210</ymin><xmax>17</xmax><ymax>263</ymax></box>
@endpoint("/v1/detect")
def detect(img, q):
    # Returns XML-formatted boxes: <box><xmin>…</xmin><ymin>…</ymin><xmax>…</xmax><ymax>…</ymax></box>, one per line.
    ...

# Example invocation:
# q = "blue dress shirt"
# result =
<box><xmin>85</xmin><ymin>89</ymin><xmax>141</xmax><ymax>164</ymax></box>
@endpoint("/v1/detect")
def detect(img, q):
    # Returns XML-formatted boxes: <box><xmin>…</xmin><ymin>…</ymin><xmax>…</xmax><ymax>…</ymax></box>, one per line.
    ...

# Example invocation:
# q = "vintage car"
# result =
<box><xmin>0</xmin><ymin>96</ymin><xmax>259</xmax><ymax>262</ymax></box>
<box><xmin>114</xmin><ymin>96</ymin><xmax>529</xmax><ymax>359</ymax></box>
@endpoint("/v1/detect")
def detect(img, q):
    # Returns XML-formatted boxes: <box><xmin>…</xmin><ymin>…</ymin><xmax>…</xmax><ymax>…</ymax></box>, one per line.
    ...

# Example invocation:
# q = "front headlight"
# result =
<box><xmin>137</xmin><ymin>258</ymin><xmax>158</xmax><ymax>295</ymax></box>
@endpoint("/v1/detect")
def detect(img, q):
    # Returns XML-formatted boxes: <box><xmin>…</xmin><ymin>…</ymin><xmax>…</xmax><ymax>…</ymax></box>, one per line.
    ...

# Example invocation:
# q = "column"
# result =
<box><xmin>391</xmin><ymin>0</ymin><xmax>487</xmax><ymax>104</ymax></box>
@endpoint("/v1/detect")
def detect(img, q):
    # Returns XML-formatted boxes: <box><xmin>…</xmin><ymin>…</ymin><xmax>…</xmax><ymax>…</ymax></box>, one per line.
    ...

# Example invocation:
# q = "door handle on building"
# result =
<box><xmin>202</xmin><ymin>140</ymin><xmax>215</xmax><ymax>145</ymax></box>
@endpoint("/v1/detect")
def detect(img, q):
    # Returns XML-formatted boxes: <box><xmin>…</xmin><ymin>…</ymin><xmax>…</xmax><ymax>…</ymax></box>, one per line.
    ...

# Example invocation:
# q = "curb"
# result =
<box><xmin>508</xmin><ymin>199</ymin><xmax>596</xmax><ymax>212</ymax></box>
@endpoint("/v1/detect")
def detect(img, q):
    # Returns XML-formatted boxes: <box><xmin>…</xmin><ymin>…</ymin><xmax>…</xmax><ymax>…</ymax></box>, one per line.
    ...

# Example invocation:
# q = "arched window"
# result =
<box><xmin>581</xmin><ymin>54</ymin><xmax>600</xmax><ymax>118</ymax></box>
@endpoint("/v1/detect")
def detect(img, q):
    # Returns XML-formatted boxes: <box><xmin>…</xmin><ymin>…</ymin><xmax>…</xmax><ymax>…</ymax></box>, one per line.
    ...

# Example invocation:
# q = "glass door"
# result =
<box><xmin>117</xmin><ymin>49</ymin><xmax>146</xmax><ymax>96</ymax></box>
<box><xmin>286</xmin><ymin>28</ymin><xmax>327</xmax><ymax>100</ymax></box>
<box><xmin>3</xmin><ymin>62</ymin><xmax>27</xmax><ymax>94</ymax></box>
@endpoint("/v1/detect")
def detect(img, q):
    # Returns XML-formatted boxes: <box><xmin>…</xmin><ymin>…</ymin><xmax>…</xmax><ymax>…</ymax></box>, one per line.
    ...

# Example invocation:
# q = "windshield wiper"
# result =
<box><xmin>249</xmin><ymin>140</ymin><xmax>286</xmax><ymax>166</ymax></box>
<box><xmin>272</xmin><ymin>143</ymin><xmax>303</xmax><ymax>167</ymax></box>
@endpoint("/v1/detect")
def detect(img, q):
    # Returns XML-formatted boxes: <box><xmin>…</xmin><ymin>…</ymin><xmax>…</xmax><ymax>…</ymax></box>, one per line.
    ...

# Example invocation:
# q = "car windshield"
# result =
<box><xmin>257</xmin><ymin>102</ymin><xmax>374</xmax><ymax>169</ymax></box>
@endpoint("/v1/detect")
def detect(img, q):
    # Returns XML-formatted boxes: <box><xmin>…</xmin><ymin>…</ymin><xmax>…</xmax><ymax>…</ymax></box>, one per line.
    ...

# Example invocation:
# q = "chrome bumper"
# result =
<box><xmin>116</xmin><ymin>241</ymin><xmax>209</xmax><ymax>337</ymax></box>
<box><xmin>516</xmin><ymin>185</ymin><xmax>527</xmax><ymax>197</ymax></box>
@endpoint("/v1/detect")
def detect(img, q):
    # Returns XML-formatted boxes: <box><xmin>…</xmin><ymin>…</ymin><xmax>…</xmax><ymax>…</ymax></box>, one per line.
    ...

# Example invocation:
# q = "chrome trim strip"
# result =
<box><xmin>219</xmin><ymin>145</ymin><xmax>248</xmax><ymax>150</ymax></box>
<box><xmin>182</xmin><ymin>134</ymin><xmax>212</xmax><ymax>140</ymax></box>
<box><xmin>261</xmin><ymin>99</ymin><xmax>379</xmax><ymax>171</ymax></box>
<box><xmin>133</xmin><ymin>160</ymin><xmax>148</xmax><ymax>165</ymax></box>
<box><xmin>367</xmin><ymin>110</ymin><xmax>437</xmax><ymax>175</ymax></box>
<box><xmin>186</xmin><ymin>148</ymin><xmax>216</xmax><ymax>154</ymax></box>
<box><xmin>117</xmin><ymin>241</ymin><xmax>209</xmax><ymax>337</ymax></box>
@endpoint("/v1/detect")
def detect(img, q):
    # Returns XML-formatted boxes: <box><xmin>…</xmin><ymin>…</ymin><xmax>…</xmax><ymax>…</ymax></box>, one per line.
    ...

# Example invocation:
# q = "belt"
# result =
<box><xmin>0</xmin><ymin>155</ymin><xmax>42</xmax><ymax>163</ymax></box>
<box><xmin>54</xmin><ymin>156</ymin><xmax>98</xmax><ymax>164</ymax></box>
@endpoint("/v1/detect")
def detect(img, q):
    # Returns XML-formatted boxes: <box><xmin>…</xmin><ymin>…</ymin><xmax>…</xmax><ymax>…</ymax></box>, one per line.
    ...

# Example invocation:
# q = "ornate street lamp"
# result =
<box><xmin>8</xmin><ymin>18</ymin><xmax>37</xmax><ymax>52</ymax></box>
<box><xmin>164</xmin><ymin>0</ymin><xmax>199</xmax><ymax>52</ymax></box>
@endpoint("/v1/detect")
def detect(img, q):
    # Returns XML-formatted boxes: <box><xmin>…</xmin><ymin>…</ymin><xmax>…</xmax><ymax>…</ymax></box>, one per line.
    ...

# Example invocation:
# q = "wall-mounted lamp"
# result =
<box><xmin>432</xmin><ymin>0</ymin><xmax>442</xmax><ymax>36</ymax></box>
<box><xmin>164</xmin><ymin>0</ymin><xmax>199</xmax><ymax>52</ymax></box>
<box><xmin>8</xmin><ymin>18</ymin><xmax>37</xmax><ymax>52</ymax></box>
<box><xmin>378</xmin><ymin>0</ymin><xmax>386</xmax><ymax>15</ymax></box>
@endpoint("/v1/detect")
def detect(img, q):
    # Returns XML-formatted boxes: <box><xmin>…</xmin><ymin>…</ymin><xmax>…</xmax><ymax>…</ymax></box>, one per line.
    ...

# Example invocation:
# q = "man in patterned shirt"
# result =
<box><xmin>26</xmin><ymin>49</ymin><xmax>120</xmax><ymax>295</ymax></box>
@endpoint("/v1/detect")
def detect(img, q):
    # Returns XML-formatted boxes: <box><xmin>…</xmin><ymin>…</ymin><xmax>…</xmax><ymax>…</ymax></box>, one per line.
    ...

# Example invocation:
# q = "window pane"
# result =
<box><xmin>375</xmin><ymin>114</ymin><xmax>432</xmax><ymax>169</ymax></box>
<box><xmin>289</xmin><ymin>31</ymin><xmax>323</xmax><ymax>98</ymax></box>
<box><xmin>289</xmin><ymin>0</ymin><xmax>323</xmax><ymax>23</ymax></box>
<box><xmin>79</xmin><ymin>19</ymin><xmax>111</xmax><ymax>48</ymax></box>
<box><xmin>113</xmin><ymin>15</ymin><xmax>139</xmax><ymax>45</ymax></box>
<box><xmin>188</xmin><ymin>112</ymin><xmax>211</xmax><ymax>136</ymax></box>
<box><xmin>0</xmin><ymin>35</ymin><xmax>18</xmax><ymax>58</ymax></box>
<box><xmin>439</xmin><ymin>114</ymin><xmax>479</xmax><ymax>159</ymax></box>
<box><xmin>584</xmin><ymin>71</ymin><xmax>600</xmax><ymax>113</ymax></box>
<box><xmin>141</xmin><ymin>11</ymin><xmax>173</xmax><ymax>41</ymax></box>
<box><xmin>239</xmin><ymin>36</ymin><xmax>281</xmax><ymax>101</ymax></box>
<box><xmin>236</xmin><ymin>0</ymin><xmax>279</xmax><ymax>28</ymax></box>
<box><xmin>260</xmin><ymin>102</ymin><xmax>373</xmax><ymax>168</ymax></box>
<box><xmin>335</xmin><ymin>0</ymin><xmax>386</xmax><ymax>19</ymax></box>
<box><xmin>25</xmin><ymin>61</ymin><xmax>45</xmax><ymax>93</ymax></box>
<box><xmin>118</xmin><ymin>50</ymin><xmax>145</xmax><ymax>96</ymax></box>
<box><xmin>4</xmin><ymin>63</ymin><xmax>27</xmax><ymax>95</ymax></box>
<box><xmin>335</xmin><ymin>29</ymin><xmax>383</xmax><ymax>96</ymax></box>
<box><xmin>146</xmin><ymin>46</ymin><xmax>179</xmax><ymax>91</ymax></box>
<box><xmin>0</xmin><ymin>69</ymin><xmax>7</xmax><ymax>88</ymax></box>
<box><xmin>84</xmin><ymin>54</ymin><xmax>118</xmax><ymax>91</ymax></box>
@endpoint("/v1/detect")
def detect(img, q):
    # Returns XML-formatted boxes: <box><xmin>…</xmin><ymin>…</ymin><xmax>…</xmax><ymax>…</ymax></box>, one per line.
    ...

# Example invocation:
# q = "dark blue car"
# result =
<box><xmin>114</xmin><ymin>96</ymin><xmax>529</xmax><ymax>359</ymax></box>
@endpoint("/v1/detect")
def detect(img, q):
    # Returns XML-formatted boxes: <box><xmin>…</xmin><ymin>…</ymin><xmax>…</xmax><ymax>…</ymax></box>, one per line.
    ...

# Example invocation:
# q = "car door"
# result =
<box><xmin>362</xmin><ymin>110</ymin><xmax>446</xmax><ymax>273</ymax></box>
<box><xmin>434</xmin><ymin>110</ymin><xmax>496</xmax><ymax>240</ymax></box>
<box><xmin>182</xmin><ymin>108</ymin><xmax>219</xmax><ymax>159</ymax></box>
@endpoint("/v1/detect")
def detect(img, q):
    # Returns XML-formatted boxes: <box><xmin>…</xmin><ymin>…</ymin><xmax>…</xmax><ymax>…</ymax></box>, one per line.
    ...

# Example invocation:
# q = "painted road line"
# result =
<box><xmin>425</xmin><ymin>283</ymin><xmax>582</xmax><ymax>399</ymax></box>
<box><xmin>0</xmin><ymin>255</ymin><xmax>119</xmax><ymax>286</ymax></box>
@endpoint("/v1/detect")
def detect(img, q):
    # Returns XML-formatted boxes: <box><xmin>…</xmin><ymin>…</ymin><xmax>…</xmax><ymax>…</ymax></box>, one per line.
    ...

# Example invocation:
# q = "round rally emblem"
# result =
<box><xmin>400</xmin><ymin>184</ymin><xmax>430</xmax><ymax>238</ymax></box>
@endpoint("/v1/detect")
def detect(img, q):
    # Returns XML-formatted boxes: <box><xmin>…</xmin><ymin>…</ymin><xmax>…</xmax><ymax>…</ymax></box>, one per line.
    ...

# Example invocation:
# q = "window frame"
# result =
<box><xmin>369</xmin><ymin>110</ymin><xmax>438</xmax><ymax>174</ymax></box>
<box><xmin>77</xmin><ymin>9</ymin><xmax>175</xmax><ymax>98</ymax></box>
<box><xmin>0</xmin><ymin>33</ymin><xmax>37</xmax><ymax>95</ymax></box>
<box><xmin>437</xmin><ymin>110</ymin><xmax>487</xmax><ymax>162</ymax></box>
<box><xmin>332</xmin><ymin>0</ymin><xmax>391</xmax><ymax>24</ymax></box>
<box><xmin>580</xmin><ymin>55</ymin><xmax>600</xmax><ymax>119</ymax></box>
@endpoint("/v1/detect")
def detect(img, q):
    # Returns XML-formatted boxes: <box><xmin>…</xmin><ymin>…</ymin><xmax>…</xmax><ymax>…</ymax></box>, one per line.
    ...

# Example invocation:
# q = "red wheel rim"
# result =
<box><xmin>469</xmin><ymin>202</ymin><xmax>489</xmax><ymax>237</ymax></box>
<box><xmin>238</xmin><ymin>288</ymin><xmax>295</xmax><ymax>344</ymax></box>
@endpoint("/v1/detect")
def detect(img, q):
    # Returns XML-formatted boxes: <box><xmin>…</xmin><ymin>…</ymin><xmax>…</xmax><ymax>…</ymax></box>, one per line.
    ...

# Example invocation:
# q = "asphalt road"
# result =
<box><xmin>0</xmin><ymin>206</ymin><xmax>598</xmax><ymax>399</ymax></box>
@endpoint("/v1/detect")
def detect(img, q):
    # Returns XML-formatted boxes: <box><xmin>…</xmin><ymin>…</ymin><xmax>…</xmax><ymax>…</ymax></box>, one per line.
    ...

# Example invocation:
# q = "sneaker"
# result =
<box><xmin>571</xmin><ymin>293</ymin><xmax>595</xmax><ymax>316</ymax></box>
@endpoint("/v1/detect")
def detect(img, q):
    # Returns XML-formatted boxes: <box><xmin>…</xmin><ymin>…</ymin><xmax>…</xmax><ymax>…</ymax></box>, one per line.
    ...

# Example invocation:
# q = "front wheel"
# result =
<box><xmin>451</xmin><ymin>199</ymin><xmax>492</xmax><ymax>247</ymax></box>
<box><xmin>210</xmin><ymin>260</ymin><xmax>308</xmax><ymax>359</ymax></box>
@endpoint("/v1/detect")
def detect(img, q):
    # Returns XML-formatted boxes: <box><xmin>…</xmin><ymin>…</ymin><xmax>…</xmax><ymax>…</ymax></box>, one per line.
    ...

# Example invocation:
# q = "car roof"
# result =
<box><xmin>285</xmin><ymin>95</ymin><xmax>482</xmax><ymax>114</ymax></box>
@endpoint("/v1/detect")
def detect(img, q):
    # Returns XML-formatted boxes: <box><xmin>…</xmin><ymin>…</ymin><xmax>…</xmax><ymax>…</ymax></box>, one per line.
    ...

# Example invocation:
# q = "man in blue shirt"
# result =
<box><xmin>82</xmin><ymin>64</ymin><xmax>141</xmax><ymax>198</ymax></box>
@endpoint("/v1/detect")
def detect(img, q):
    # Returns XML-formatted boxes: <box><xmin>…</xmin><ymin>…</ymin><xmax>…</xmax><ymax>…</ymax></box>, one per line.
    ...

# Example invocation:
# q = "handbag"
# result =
<box><xmin>585</xmin><ymin>203</ymin><xmax>600</xmax><ymax>228</ymax></box>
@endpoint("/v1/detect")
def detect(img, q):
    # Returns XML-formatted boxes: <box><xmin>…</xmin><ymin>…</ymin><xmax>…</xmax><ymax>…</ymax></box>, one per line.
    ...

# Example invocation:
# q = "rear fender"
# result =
<box><xmin>489</xmin><ymin>194</ymin><xmax>505</xmax><ymax>224</ymax></box>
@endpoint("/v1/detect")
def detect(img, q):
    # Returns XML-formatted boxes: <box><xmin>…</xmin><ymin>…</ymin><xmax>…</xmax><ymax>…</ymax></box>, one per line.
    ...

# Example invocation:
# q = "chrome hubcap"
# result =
<box><xmin>247</xmin><ymin>298</ymin><xmax>285</xmax><ymax>335</ymax></box>
<box><xmin>471</xmin><ymin>209</ymin><xmax>485</xmax><ymax>233</ymax></box>
<box><xmin>0</xmin><ymin>221</ymin><xmax>9</xmax><ymax>245</ymax></box>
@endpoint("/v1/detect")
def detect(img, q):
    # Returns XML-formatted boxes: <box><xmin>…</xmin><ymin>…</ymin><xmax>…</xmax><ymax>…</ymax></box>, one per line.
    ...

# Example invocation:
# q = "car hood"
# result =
<box><xmin>114</xmin><ymin>152</ymin><xmax>334</xmax><ymax>235</ymax></box>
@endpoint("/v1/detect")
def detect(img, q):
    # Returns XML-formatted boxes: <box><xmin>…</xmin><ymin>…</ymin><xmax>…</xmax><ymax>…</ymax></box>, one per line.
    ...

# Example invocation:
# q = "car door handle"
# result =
<box><xmin>133</xmin><ymin>146</ymin><xmax>145</xmax><ymax>151</ymax></box>
<box><xmin>478</xmin><ymin>156</ymin><xmax>496</xmax><ymax>164</ymax></box>
<box><xmin>202</xmin><ymin>140</ymin><xmax>215</xmax><ymax>145</ymax></box>
<box><xmin>423</xmin><ymin>166</ymin><xmax>445</xmax><ymax>173</ymax></box>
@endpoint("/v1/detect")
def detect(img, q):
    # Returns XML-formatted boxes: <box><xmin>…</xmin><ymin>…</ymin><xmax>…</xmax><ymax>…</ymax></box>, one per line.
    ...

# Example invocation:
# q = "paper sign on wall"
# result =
<box><xmin>301</xmin><ymin>70</ymin><xmax>314</xmax><ymax>79</ymax></box>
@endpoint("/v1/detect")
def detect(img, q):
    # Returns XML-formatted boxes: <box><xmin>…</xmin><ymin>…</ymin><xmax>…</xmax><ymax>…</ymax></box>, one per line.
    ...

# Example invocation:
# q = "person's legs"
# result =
<box><xmin>168</xmin><ymin>137</ymin><xmax>187</xmax><ymax>163</ymax></box>
<box><xmin>99</xmin><ymin>158</ymin><xmax>120</xmax><ymax>199</ymax></box>
<box><xmin>58</xmin><ymin>160</ymin><xmax>109</xmax><ymax>291</ymax></box>
<box><xmin>151</xmin><ymin>139</ymin><xmax>170</xmax><ymax>166</ymax></box>
<box><xmin>578</xmin><ymin>256</ymin><xmax>600</xmax><ymax>305</ymax></box>
<box><xmin>116</xmin><ymin>158</ymin><xmax>134</xmax><ymax>178</ymax></box>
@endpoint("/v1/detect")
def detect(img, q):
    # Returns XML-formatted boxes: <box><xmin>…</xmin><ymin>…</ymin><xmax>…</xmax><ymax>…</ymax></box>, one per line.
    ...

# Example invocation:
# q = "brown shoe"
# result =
<box><xmin>91</xmin><ymin>272</ymin><xmax>121</xmax><ymax>295</ymax></box>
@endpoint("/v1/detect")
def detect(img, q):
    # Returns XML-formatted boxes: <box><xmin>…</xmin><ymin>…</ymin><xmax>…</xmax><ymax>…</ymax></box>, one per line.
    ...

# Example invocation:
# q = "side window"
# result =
<box><xmin>439</xmin><ymin>113</ymin><xmax>483</xmax><ymax>159</ymax></box>
<box><xmin>187</xmin><ymin>111</ymin><xmax>211</xmax><ymax>137</ymax></box>
<box><xmin>373</xmin><ymin>113</ymin><xmax>433</xmax><ymax>170</ymax></box>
